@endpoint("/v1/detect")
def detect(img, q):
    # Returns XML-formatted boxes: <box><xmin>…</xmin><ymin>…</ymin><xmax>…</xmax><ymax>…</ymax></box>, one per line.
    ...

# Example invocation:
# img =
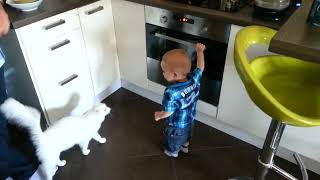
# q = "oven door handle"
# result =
<box><xmin>154</xmin><ymin>33</ymin><xmax>196</xmax><ymax>47</ymax></box>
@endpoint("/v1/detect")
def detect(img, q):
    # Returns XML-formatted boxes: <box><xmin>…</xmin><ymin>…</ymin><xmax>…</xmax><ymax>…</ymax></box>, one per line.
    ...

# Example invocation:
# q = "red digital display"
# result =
<box><xmin>175</xmin><ymin>16</ymin><xmax>194</xmax><ymax>24</ymax></box>
<box><xmin>180</xmin><ymin>17</ymin><xmax>189</xmax><ymax>22</ymax></box>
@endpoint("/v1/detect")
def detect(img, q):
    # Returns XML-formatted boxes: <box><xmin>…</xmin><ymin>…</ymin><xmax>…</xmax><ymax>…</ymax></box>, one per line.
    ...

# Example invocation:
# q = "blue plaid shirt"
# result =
<box><xmin>162</xmin><ymin>68</ymin><xmax>203</xmax><ymax>128</ymax></box>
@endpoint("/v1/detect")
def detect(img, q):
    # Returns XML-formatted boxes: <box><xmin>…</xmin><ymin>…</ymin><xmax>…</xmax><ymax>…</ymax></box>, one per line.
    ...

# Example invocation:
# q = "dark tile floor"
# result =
<box><xmin>54</xmin><ymin>88</ymin><xmax>320</xmax><ymax>180</ymax></box>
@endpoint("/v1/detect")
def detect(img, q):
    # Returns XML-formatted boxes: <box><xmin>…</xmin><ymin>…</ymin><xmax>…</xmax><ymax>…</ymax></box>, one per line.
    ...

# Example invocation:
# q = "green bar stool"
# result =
<box><xmin>231</xmin><ymin>26</ymin><xmax>320</xmax><ymax>180</ymax></box>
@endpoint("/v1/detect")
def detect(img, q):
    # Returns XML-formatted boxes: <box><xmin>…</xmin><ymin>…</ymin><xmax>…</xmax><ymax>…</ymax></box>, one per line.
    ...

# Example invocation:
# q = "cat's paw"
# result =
<box><xmin>99</xmin><ymin>137</ymin><xmax>107</xmax><ymax>144</ymax></box>
<box><xmin>57</xmin><ymin>160</ymin><xmax>66</xmax><ymax>167</ymax></box>
<box><xmin>53</xmin><ymin>166</ymin><xmax>59</xmax><ymax>174</ymax></box>
<box><xmin>82</xmin><ymin>149</ymin><xmax>90</xmax><ymax>156</ymax></box>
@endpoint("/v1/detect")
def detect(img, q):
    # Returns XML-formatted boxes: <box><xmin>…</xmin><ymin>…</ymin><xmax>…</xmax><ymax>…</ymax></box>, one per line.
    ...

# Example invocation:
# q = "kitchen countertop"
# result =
<box><xmin>6</xmin><ymin>0</ymin><xmax>99</xmax><ymax>29</ymax></box>
<box><xmin>269</xmin><ymin>0</ymin><xmax>320</xmax><ymax>63</ymax></box>
<box><xmin>125</xmin><ymin>0</ymin><xmax>294</xmax><ymax>30</ymax></box>
<box><xmin>5</xmin><ymin>0</ymin><xmax>319</xmax><ymax>63</ymax></box>
<box><xmin>6</xmin><ymin>0</ymin><xmax>294</xmax><ymax>30</ymax></box>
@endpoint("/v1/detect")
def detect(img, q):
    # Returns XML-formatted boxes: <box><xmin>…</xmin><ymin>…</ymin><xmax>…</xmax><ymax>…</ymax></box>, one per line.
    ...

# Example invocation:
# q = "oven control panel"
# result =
<box><xmin>145</xmin><ymin>5</ymin><xmax>230</xmax><ymax>44</ymax></box>
<box><xmin>173</xmin><ymin>15</ymin><xmax>195</xmax><ymax>24</ymax></box>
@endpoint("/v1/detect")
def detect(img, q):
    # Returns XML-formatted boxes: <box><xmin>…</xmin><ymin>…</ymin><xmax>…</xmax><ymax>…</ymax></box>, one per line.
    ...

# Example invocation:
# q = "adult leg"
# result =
<box><xmin>0</xmin><ymin>65</ymin><xmax>38</xmax><ymax>180</ymax></box>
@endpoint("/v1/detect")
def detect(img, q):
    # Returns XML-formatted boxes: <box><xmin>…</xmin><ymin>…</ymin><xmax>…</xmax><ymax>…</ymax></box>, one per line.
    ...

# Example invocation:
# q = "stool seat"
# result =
<box><xmin>233</xmin><ymin>25</ymin><xmax>314</xmax><ymax>180</ymax></box>
<box><xmin>250</xmin><ymin>55</ymin><xmax>320</xmax><ymax>126</ymax></box>
<box><xmin>234</xmin><ymin>26</ymin><xmax>320</xmax><ymax>127</ymax></box>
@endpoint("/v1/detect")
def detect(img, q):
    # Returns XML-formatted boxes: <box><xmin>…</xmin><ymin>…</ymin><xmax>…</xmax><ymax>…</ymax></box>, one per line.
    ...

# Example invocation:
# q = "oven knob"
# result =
<box><xmin>160</xmin><ymin>16</ymin><xmax>168</xmax><ymax>24</ymax></box>
<box><xmin>202</xmin><ymin>26</ymin><xmax>209</xmax><ymax>33</ymax></box>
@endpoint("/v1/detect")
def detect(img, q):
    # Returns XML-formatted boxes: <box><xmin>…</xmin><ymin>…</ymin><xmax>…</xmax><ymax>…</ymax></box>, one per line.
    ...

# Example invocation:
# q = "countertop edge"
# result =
<box><xmin>8</xmin><ymin>0</ymin><xmax>100</xmax><ymax>29</ymax></box>
<box><xmin>270</xmin><ymin>38</ymin><xmax>319</xmax><ymax>63</ymax></box>
<box><xmin>8</xmin><ymin>0</ymin><xmax>290</xmax><ymax>30</ymax></box>
<box><xmin>269</xmin><ymin>0</ymin><xmax>320</xmax><ymax>63</ymax></box>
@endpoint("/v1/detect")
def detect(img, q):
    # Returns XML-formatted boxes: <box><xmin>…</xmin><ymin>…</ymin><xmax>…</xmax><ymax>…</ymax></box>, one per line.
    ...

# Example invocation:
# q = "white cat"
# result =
<box><xmin>0</xmin><ymin>98</ymin><xmax>110</xmax><ymax>180</ymax></box>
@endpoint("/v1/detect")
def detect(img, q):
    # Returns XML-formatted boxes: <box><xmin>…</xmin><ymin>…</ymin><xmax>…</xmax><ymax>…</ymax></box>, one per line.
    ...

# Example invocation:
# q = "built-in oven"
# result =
<box><xmin>145</xmin><ymin>6</ymin><xmax>231</xmax><ymax>107</ymax></box>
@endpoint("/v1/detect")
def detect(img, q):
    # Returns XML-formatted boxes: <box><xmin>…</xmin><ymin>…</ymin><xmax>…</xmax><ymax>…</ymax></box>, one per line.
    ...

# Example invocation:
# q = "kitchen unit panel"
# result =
<box><xmin>78</xmin><ymin>0</ymin><xmax>120</xmax><ymax>96</ymax></box>
<box><xmin>17</xmin><ymin>27</ymin><xmax>94</xmax><ymax>124</ymax></box>
<box><xmin>111</xmin><ymin>0</ymin><xmax>148</xmax><ymax>89</ymax></box>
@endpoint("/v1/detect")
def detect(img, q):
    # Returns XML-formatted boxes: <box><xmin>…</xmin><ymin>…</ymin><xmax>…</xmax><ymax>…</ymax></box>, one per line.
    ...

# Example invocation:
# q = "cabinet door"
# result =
<box><xmin>217</xmin><ymin>25</ymin><xmax>271</xmax><ymax>138</ymax></box>
<box><xmin>18</xmin><ymin>28</ymin><xmax>95</xmax><ymax>124</ymax></box>
<box><xmin>111</xmin><ymin>0</ymin><xmax>148</xmax><ymax>88</ymax></box>
<box><xmin>78</xmin><ymin>0</ymin><xmax>119</xmax><ymax>96</ymax></box>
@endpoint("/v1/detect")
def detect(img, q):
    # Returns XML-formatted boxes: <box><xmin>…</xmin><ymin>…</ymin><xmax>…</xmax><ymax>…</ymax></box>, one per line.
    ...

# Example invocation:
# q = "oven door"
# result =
<box><xmin>146</xmin><ymin>23</ymin><xmax>228</xmax><ymax>107</ymax></box>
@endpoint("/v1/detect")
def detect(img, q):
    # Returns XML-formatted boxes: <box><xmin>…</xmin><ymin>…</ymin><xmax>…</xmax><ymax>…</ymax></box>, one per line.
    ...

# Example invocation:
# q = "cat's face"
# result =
<box><xmin>94</xmin><ymin>103</ymin><xmax>111</xmax><ymax>117</ymax></box>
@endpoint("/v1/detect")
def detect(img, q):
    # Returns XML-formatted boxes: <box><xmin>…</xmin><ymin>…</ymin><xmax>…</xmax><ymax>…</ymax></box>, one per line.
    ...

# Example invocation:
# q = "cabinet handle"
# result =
<box><xmin>43</xmin><ymin>19</ymin><xmax>66</xmax><ymax>30</ymax></box>
<box><xmin>49</xmin><ymin>39</ymin><xmax>70</xmax><ymax>51</ymax></box>
<box><xmin>59</xmin><ymin>74</ymin><xmax>78</xmax><ymax>86</ymax></box>
<box><xmin>85</xmin><ymin>6</ymin><xmax>104</xmax><ymax>15</ymax></box>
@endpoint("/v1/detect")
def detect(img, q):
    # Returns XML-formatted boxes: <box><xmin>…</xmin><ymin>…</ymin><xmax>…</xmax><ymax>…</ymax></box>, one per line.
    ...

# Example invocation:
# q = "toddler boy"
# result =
<box><xmin>154</xmin><ymin>43</ymin><xmax>206</xmax><ymax>157</ymax></box>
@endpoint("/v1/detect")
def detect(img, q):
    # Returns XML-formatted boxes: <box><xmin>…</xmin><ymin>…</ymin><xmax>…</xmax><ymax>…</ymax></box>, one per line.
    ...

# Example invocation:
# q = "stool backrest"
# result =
<box><xmin>234</xmin><ymin>26</ymin><xmax>320</xmax><ymax>126</ymax></box>
<box><xmin>234</xmin><ymin>26</ymin><xmax>277</xmax><ymax>117</ymax></box>
<box><xmin>234</xmin><ymin>25</ymin><xmax>277</xmax><ymax>87</ymax></box>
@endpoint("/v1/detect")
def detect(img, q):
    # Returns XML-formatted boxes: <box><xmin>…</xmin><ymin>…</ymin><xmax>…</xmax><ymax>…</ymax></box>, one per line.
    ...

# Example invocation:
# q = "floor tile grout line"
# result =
<box><xmin>171</xmin><ymin>159</ymin><xmax>179</xmax><ymax>180</ymax></box>
<box><xmin>188</xmin><ymin>145</ymin><xmax>234</xmax><ymax>152</ymax></box>
<box><xmin>125</xmin><ymin>146</ymin><xmax>235</xmax><ymax>159</ymax></box>
<box><xmin>127</xmin><ymin>153</ymin><xmax>165</xmax><ymax>159</ymax></box>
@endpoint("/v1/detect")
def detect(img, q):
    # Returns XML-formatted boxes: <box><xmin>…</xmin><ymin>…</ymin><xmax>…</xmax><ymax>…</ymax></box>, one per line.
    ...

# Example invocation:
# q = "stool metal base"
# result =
<box><xmin>229</xmin><ymin>119</ymin><xmax>308</xmax><ymax>180</ymax></box>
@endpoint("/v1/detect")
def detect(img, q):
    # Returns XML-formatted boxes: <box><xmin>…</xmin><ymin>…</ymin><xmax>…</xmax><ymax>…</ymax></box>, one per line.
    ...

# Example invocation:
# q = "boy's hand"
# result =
<box><xmin>196</xmin><ymin>43</ymin><xmax>206</xmax><ymax>53</ymax></box>
<box><xmin>154</xmin><ymin>111</ymin><xmax>173</xmax><ymax>121</ymax></box>
<box><xmin>195</xmin><ymin>43</ymin><xmax>205</xmax><ymax>71</ymax></box>
<box><xmin>154</xmin><ymin>111</ymin><xmax>162</xmax><ymax>121</ymax></box>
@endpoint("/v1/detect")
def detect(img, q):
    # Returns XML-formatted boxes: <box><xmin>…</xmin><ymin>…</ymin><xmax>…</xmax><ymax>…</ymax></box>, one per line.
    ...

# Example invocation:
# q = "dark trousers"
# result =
<box><xmin>164</xmin><ymin>123</ymin><xmax>194</xmax><ymax>153</ymax></box>
<box><xmin>0</xmin><ymin>66</ymin><xmax>38</xmax><ymax>180</ymax></box>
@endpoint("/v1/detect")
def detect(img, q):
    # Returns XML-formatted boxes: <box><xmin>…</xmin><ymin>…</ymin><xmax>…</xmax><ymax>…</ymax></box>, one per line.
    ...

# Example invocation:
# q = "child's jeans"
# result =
<box><xmin>164</xmin><ymin>123</ymin><xmax>194</xmax><ymax>153</ymax></box>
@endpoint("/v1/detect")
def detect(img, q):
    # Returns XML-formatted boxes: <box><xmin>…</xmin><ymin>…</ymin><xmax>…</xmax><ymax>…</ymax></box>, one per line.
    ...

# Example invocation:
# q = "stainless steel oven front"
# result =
<box><xmin>145</xmin><ymin>6</ymin><xmax>231</xmax><ymax>107</ymax></box>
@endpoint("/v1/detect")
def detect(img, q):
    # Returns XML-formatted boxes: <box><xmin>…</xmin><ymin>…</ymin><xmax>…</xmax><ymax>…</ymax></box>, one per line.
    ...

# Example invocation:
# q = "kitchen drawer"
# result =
<box><xmin>23</xmin><ymin>28</ymin><xmax>88</xmax><ymax>82</ymax></box>
<box><xmin>23</xmin><ymin>29</ymin><xmax>94</xmax><ymax>123</ymax></box>
<box><xmin>39</xmin><ymin>68</ymin><xmax>95</xmax><ymax>124</ymax></box>
<box><xmin>17</xmin><ymin>9</ymin><xmax>80</xmax><ymax>44</ymax></box>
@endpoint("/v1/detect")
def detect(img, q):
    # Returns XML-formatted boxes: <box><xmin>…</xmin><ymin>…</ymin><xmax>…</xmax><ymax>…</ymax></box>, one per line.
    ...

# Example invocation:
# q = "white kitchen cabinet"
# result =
<box><xmin>217</xmin><ymin>25</ymin><xmax>271</xmax><ymax>138</ymax></box>
<box><xmin>111</xmin><ymin>0</ymin><xmax>148</xmax><ymax>89</ymax></box>
<box><xmin>78</xmin><ymin>0</ymin><xmax>120</xmax><ymax>96</ymax></box>
<box><xmin>16</xmin><ymin>10</ymin><xmax>95</xmax><ymax>124</ymax></box>
<box><xmin>217</xmin><ymin>24</ymin><xmax>320</xmax><ymax>169</ymax></box>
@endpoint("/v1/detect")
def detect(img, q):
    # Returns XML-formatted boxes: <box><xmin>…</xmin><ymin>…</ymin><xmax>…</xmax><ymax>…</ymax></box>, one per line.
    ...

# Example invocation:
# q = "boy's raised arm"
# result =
<box><xmin>196</xmin><ymin>43</ymin><xmax>206</xmax><ymax>71</ymax></box>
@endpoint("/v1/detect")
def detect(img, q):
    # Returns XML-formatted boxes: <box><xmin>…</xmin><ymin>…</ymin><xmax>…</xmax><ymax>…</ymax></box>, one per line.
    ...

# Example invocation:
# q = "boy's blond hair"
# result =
<box><xmin>162</xmin><ymin>49</ymin><xmax>191</xmax><ymax>76</ymax></box>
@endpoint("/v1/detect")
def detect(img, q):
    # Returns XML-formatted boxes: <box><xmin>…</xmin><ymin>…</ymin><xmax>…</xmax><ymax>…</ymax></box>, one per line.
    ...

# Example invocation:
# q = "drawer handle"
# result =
<box><xmin>85</xmin><ymin>6</ymin><xmax>104</xmax><ymax>15</ymax></box>
<box><xmin>43</xmin><ymin>19</ymin><xmax>66</xmax><ymax>30</ymax></box>
<box><xmin>59</xmin><ymin>74</ymin><xmax>78</xmax><ymax>86</ymax></box>
<box><xmin>49</xmin><ymin>39</ymin><xmax>70</xmax><ymax>51</ymax></box>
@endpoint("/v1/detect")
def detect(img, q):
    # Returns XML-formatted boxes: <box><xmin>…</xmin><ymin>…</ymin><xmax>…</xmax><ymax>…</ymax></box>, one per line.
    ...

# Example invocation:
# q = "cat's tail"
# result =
<box><xmin>0</xmin><ymin>98</ymin><xmax>44</xmax><ymax>146</ymax></box>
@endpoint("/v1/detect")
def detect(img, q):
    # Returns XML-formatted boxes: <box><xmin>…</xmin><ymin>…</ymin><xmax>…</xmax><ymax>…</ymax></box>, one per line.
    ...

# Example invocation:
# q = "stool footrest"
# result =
<box><xmin>271</xmin><ymin>163</ymin><xmax>298</xmax><ymax>180</ymax></box>
<box><xmin>293</xmin><ymin>152</ymin><xmax>309</xmax><ymax>180</ymax></box>
<box><xmin>229</xmin><ymin>120</ymin><xmax>309</xmax><ymax>180</ymax></box>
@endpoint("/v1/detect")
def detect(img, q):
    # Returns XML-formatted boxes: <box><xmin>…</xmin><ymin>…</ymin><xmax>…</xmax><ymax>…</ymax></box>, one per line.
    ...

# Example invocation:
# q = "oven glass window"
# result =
<box><xmin>146</xmin><ymin>23</ymin><xmax>228</xmax><ymax>106</ymax></box>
